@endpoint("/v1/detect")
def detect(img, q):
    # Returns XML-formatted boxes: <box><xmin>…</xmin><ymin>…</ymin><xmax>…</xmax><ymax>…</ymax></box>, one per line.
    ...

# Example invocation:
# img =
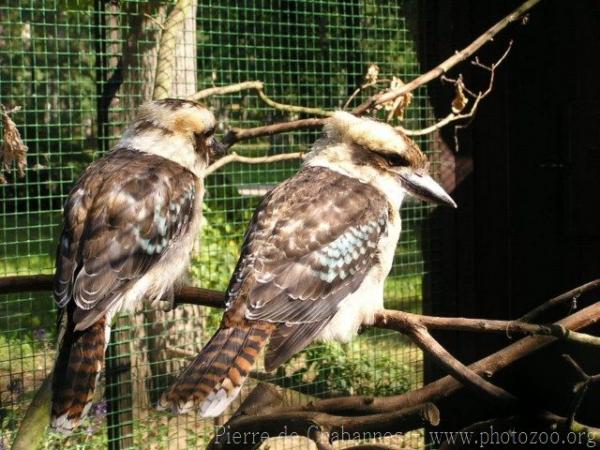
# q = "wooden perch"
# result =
<box><xmin>281</xmin><ymin>299</ymin><xmax>600</xmax><ymax>417</ymax></box>
<box><xmin>519</xmin><ymin>278</ymin><xmax>600</xmax><ymax>322</ymax></box>
<box><xmin>438</xmin><ymin>410</ymin><xmax>600</xmax><ymax>450</ymax></box>
<box><xmin>207</xmin><ymin>383</ymin><xmax>439</xmax><ymax>450</ymax></box>
<box><xmin>4</xmin><ymin>276</ymin><xmax>598</xmax><ymax>348</ymax></box>
<box><xmin>5</xmin><ymin>275</ymin><xmax>600</xmax><ymax>449</ymax></box>
<box><xmin>406</xmin><ymin>323</ymin><xmax>516</xmax><ymax>403</ymax></box>
<box><xmin>222</xmin><ymin>117</ymin><xmax>327</xmax><ymax>148</ymax></box>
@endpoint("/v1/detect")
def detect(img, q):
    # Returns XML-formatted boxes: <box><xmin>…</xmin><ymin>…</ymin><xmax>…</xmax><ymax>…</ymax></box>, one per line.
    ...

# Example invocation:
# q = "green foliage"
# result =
<box><xmin>281</xmin><ymin>341</ymin><xmax>412</xmax><ymax>397</ymax></box>
<box><xmin>189</xmin><ymin>204</ymin><xmax>242</xmax><ymax>291</ymax></box>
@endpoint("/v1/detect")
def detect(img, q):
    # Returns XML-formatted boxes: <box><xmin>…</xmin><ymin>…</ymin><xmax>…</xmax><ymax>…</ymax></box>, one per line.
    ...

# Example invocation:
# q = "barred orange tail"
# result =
<box><xmin>51</xmin><ymin>315</ymin><xmax>108</xmax><ymax>434</ymax></box>
<box><xmin>158</xmin><ymin>324</ymin><xmax>271</xmax><ymax>417</ymax></box>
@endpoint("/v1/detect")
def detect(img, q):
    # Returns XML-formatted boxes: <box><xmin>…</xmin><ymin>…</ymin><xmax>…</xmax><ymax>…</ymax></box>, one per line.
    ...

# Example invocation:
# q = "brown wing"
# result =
<box><xmin>53</xmin><ymin>148</ymin><xmax>198</xmax><ymax>330</ymax></box>
<box><xmin>225</xmin><ymin>166</ymin><xmax>389</xmax><ymax>367</ymax></box>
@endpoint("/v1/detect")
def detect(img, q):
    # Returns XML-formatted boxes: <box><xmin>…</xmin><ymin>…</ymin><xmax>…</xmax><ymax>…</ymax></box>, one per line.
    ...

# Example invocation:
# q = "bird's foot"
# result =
<box><xmin>159</xmin><ymin>287</ymin><xmax>175</xmax><ymax>312</ymax></box>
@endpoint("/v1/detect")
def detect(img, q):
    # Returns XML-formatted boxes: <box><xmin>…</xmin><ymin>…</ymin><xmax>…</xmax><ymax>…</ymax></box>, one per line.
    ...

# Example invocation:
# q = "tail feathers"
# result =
<box><xmin>51</xmin><ymin>315</ymin><xmax>108</xmax><ymax>434</ymax></box>
<box><xmin>158</xmin><ymin>324</ymin><xmax>271</xmax><ymax>417</ymax></box>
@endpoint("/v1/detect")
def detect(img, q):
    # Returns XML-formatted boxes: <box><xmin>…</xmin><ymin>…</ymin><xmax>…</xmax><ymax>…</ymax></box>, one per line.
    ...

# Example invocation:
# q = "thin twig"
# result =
<box><xmin>205</xmin><ymin>151</ymin><xmax>304</xmax><ymax>176</ymax></box>
<box><xmin>399</xmin><ymin>41</ymin><xmax>513</xmax><ymax>137</ymax></box>
<box><xmin>165</xmin><ymin>344</ymin><xmax>196</xmax><ymax>359</ymax></box>
<box><xmin>143</xmin><ymin>13</ymin><xmax>165</xmax><ymax>30</ymax></box>
<box><xmin>255</xmin><ymin>88</ymin><xmax>331</xmax><ymax>117</ymax></box>
<box><xmin>562</xmin><ymin>354</ymin><xmax>600</xmax><ymax>430</ymax></box>
<box><xmin>343</xmin><ymin>80</ymin><xmax>389</xmax><ymax>110</ymax></box>
<box><xmin>520</xmin><ymin>279</ymin><xmax>600</xmax><ymax>322</ymax></box>
<box><xmin>187</xmin><ymin>80</ymin><xmax>330</xmax><ymax>116</ymax></box>
<box><xmin>187</xmin><ymin>81</ymin><xmax>264</xmax><ymax>102</ymax></box>
<box><xmin>201</xmin><ymin>0</ymin><xmax>538</xmax><ymax>147</ymax></box>
<box><xmin>353</xmin><ymin>0</ymin><xmax>542</xmax><ymax>114</ymax></box>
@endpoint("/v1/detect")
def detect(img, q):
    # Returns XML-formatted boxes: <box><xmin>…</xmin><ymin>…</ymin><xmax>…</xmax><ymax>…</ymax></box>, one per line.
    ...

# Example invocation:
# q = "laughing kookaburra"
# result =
<box><xmin>159</xmin><ymin>111</ymin><xmax>456</xmax><ymax>417</ymax></box>
<box><xmin>51</xmin><ymin>99</ymin><xmax>224</xmax><ymax>433</ymax></box>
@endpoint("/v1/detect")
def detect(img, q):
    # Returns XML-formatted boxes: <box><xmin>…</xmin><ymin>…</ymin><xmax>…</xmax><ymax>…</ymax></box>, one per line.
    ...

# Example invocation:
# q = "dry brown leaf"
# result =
<box><xmin>451</xmin><ymin>76</ymin><xmax>469</xmax><ymax>114</ymax></box>
<box><xmin>383</xmin><ymin>76</ymin><xmax>412</xmax><ymax>120</ymax></box>
<box><xmin>1</xmin><ymin>105</ymin><xmax>28</xmax><ymax>181</ymax></box>
<box><xmin>364</xmin><ymin>64</ymin><xmax>380</xmax><ymax>84</ymax></box>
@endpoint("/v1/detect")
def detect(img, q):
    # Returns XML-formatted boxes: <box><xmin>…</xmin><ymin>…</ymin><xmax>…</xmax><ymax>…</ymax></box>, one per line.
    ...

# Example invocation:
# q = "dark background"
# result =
<box><xmin>419</xmin><ymin>0</ymin><xmax>600</xmax><ymax>436</ymax></box>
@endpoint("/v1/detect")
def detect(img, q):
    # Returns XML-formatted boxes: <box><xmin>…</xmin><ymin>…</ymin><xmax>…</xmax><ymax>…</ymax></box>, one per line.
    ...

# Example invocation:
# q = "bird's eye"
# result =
<box><xmin>386</xmin><ymin>154</ymin><xmax>407</xmax><ymax>167</ymax></box>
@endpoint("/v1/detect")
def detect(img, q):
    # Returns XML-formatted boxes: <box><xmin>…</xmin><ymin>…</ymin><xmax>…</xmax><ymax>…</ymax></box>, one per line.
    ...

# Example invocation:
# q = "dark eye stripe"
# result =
<box><xmin>386</xmin><ymin>154</ymin><xmax>407</xmax><ymax>167</ymax></box>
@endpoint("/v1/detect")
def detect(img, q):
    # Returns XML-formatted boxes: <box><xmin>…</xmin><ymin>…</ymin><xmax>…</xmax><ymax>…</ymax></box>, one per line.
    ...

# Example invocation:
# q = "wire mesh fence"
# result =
<box><xmin>0</xmin><ymin>1</ymin><xmax>438</xmax><ymax>448</ymax></box>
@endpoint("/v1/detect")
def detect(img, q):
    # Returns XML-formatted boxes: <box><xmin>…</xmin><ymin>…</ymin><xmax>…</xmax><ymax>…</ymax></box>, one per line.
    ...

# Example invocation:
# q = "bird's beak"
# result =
<box><xmin>211</xmin><ymin>138</ymin><xmax>228</xmax><ymax>158</ymax></box>
<box><xmin>399</xmin><ymin>172</ymin><xmax>457</xmax><ymax>208</ymax></box>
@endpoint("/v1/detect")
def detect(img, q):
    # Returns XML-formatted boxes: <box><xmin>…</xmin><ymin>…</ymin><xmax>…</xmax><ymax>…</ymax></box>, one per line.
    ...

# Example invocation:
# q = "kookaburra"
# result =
<box><xmin>51</xmin><ymin>99</ymin><xmax>224</xmax><ymax>433</ymax></box>
<box><xmin>159</xmin><ymin>111</ymin><xmax>456</xmax><ymax>417</ymax></box>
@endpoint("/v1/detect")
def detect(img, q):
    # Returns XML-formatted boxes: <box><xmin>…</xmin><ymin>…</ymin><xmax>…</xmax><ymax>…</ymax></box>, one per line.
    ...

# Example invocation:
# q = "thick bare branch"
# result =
<box><xmin>207</xmin><ymin>398</ymin><xmax>439</xmax><ymax>450</ymax></box>
<box><xmin>281</xmin><ymin>301</ymin><xmax>600</xmax><ymax>416</ymax></box>
<box><xmin>439</xmin><ymin>412</ymin><xmax>600</xmax><ymax>450</ymax></box>
<box><xmin>375</xmin><ymin>309</ymin><xmax>600</xmax><ymax>347</ymax></box>
<box><xmin>4</xmin><ymin>275</ymin><xmax>598</xmax><ymax>348</ymax></box>
<box><xmin>407</xmin><ymin>323</ymin><xmax>517</xmax><ymax>403</ymax></box>
<box><xmin>222</xmin><ymin>118</ymin><xmax>327</xmax><ymax>148</ymax></box>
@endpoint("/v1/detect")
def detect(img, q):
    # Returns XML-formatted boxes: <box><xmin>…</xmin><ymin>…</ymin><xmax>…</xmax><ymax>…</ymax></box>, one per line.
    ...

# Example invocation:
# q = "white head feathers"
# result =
<box><xmin>321</xmin><ymin>111</ymin><xmax>409</xmax><ymax>156</ymax></box>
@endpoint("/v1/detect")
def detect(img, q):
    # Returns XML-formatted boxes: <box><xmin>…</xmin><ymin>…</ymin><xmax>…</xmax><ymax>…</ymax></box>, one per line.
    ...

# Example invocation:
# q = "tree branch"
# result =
<box><xmin>561</xmin><ymin>354</ymin><xmax>600</xmax><ymax>430</ymax></box>
<box><xmin>353</xmin><ymin>0</ymin><xmax>542</xmax><ymax>114</ymax></box>
<box><xmin>174</xmin><ymin>0</ymin><xmax>542</xmax><ymax>151</ymax></box>
<box><xmin>208</xmin><ymin>383</ymin><xmax>439</xmax><ymax>450</ymax></box>
<box><xmin>6</xmin><ymin>275</ymin><xmax>600</xmax><ymax>446</ymax></box>
<box><xmin>438</xmin><ymin>412</ymin><xmax>600</xmax><ymax>450</ymax></box>
<box><xmin>205</xmin><ymin>151</ymin><xmax>304</xmax><ymax>176</ymax></box>
<box><xmin>399</xmin><ymin>41</ymin><xmax>512</xmax><ymax>138</ymax></box>
<box><xmin>222</xmin><ymin>118</ymin><xmax>327</xmax><ymax>148</ymax></box>
<box><xmin>375</xmin><ymin>309</ymin><xmax>600</xmax><ymax>347</ymax></box>
<box><xmin>188</xmin><ymin>79</ymin><xmax>331</xmax><ymax>116</ymax></box>
<box><xmin>280</xmin><ymin>300</ymin><xmax>600</xmax><ymax>416</ymax></box>
<box><xmin>152</xmin><ymin>0</ymin><xmax>193</xmax><ymax>100</ymax></box>
<box><xmin>254</xmin><ymin>88</ymin><xmax>331</xmax><ymax>117</ymax></box>
<box><xmin>187</xmin><ymin>81</ymin><xmax>264</xmax><ymax>102</ymax></box>
<box><xmin>406</xmin><ymin>323</ymin><xmax>517</xmax><ymax>403</ymax></box>
<box><xmin>519</xmin><ymin>278</ymin><xmax>600</xmax><ymax>322</ymax></box>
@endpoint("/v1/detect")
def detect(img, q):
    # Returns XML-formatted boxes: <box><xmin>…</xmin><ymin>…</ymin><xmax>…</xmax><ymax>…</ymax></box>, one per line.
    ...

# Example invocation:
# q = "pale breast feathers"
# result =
<box><xmin>226</xmin><ymin>166</ymin><xmax>390</xmax><ymax>325</ymax></box>
<box><xmin>53</xmin><ymin>149</ymin><xmax>198</xmax><ymax>328</ymax></box>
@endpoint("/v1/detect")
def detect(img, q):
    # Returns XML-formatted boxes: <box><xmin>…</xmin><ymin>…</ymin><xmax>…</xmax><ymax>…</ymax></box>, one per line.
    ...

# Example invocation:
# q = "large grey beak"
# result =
<box><xmin>399</xmin><ymin>172</ymin><xmax>457</xmax><ymax>208</ymax></box>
